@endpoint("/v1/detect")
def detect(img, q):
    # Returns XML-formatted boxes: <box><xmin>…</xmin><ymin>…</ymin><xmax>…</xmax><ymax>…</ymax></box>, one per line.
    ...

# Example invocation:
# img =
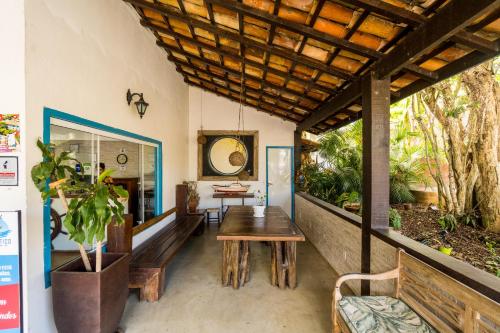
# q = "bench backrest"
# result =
<box><xmin>397</xmin><ymin>251</ymin><xmax>500</xmax><ymax>333</ymax></box>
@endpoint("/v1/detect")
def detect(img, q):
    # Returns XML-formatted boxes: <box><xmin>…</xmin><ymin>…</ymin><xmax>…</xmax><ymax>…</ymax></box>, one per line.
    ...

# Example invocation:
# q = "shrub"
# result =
<box><xmin>437</xmin><ymin>214</ymin><xmax>458</xmax><ymax>232</ymax></box>
<box><xmin>335</xmin><ymin>191</ymin><xmax>359</xmax><ymax>207</ymax></box>
<box><xmin>389</xmin><ymin>208</ymin><xmax>402</xmax><ymax>230</ymax></box>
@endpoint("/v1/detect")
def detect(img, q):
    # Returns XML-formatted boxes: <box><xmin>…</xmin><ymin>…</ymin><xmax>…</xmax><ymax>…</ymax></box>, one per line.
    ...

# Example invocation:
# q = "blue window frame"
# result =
<box><xmin>42</xmin><ymin>107</ymin><xmax>163</xmax><ymax>287</ymax></box>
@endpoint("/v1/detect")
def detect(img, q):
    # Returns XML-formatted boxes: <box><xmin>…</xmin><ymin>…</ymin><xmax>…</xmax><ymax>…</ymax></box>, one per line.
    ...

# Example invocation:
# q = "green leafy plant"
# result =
<box><xmin>457</xmin><ymin>210</ymin><xmax>479</xmax><ymax>228</ymax></box>
<box><xmin>335</xmin><ymin>191</ymin><xmax>359</xmax><ymax>208</ymax></box>
<box><xmin>437</xmin><ymin>214</ymin><xmax>458</xmax><ymax>232</ymax></box>
<box><xmin>389</xmin><ymin>208</ymin><xmax>402</xmax><ymax>230</ymax></box>
<box><xmin>31</xmin><ymin>139</ymin><xmax>128</xmax><ymax>272</ymax></box>
<box><xmin>31</xmin><ymin>139</ymin><xmax>81</xmax><ymax>200</ymax></box>
<box><xmin>484</xmin><ymin>239</ymin><xmax>500</xmax><ymax>277</ymax></box>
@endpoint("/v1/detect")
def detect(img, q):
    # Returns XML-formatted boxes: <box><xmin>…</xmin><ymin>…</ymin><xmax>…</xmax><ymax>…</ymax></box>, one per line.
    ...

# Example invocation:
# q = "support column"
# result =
<box><xmin>361</xmin><ymin>72</ymin><xmax>390</xmax><ymax>295</ymax></box>
<box><xmin>294</xmin><ymin>130</ymin><xmax>302</xmax><ymax>186</ymax></box>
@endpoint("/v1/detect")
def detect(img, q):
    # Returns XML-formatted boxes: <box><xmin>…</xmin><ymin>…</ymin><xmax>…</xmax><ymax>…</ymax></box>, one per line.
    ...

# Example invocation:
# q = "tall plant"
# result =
<box><xmin>31</xmin><ymin>139</ymin><xmax>128</xmax><ymax>272</ymax></box>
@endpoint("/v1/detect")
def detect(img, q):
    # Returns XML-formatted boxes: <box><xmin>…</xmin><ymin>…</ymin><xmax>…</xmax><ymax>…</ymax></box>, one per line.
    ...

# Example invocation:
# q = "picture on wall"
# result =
<box><xmin>0</xmin><ymin>114</ymin><xmax>20</xmax><ymax>153</ymax></box>
<box><xmin>198</xmin><ymin>130</ymin><xmax>258</xmax><ymax>181</ymax></box>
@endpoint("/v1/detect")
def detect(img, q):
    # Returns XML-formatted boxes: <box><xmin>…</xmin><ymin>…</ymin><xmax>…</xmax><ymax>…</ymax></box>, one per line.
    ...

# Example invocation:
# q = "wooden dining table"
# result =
<box><xmin>216</xmin><ymin>206</ymin><xmax>305</xmax><ymax>289</ymax></box>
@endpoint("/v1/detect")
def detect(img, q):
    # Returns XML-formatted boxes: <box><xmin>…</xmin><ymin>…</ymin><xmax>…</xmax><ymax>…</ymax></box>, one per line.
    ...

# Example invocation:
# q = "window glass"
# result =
<box><xmin>143</xmin><ymin>145</ymin><xmax>156</xmax><ymax>221</ymax></box>
<box><xmin>99</xmin><ymin>135</ymin><xmax>141</xmax><ymax>225</ymax></box>
<box><xmin>50</xmin><ymin>125</ymin><xmax>96</xmax><ymax>269</ymax></box>
<box><xmin>48</xmin><ymin>123</ymin><xmax>159</xmax><ymax>270</ymax></box>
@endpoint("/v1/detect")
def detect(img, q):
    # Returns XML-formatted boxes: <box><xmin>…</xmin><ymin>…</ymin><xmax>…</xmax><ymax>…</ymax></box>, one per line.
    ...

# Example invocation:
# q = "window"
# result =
<box><xmin>43</xmin><ymin>109</ymin><xmax>162</xmax><ymax>283</ymax></box>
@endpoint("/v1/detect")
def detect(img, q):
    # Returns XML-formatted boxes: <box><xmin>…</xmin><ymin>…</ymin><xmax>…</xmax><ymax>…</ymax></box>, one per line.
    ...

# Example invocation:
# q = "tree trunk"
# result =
<box><xmin>461</xmin><ymin>63</ymin><xmax>500</xmax><ymax>231</ymax></box>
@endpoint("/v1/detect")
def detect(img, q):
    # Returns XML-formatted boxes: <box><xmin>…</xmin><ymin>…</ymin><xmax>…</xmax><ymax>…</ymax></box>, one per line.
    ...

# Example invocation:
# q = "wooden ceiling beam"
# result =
<box><xmin>204</xmin><ymin>0</ymin><xmax>439</xmax><ymax>81</ymax></box>
<box><xmin>173</xmin><ymin>59</ymin><xmax>312</xmax><ymax>115</ymax></box>
<box><xmin>152</xmin><ymin>28</ymin><xmax>335</xmax><ymax>94</ymax></box>
<box><xmin>376</xmin><ymin>0</ymin><xmax>500</xmax><ymax>79</ymax></box>
<box><xmin>297</xmin><ymin>80</ymin><xmax>362</xmax><ymax>131</ymax></box>
<box><xmin>260</xmin><ymin>0</ymin><xmax>281</xmax><ymax>101</ymax></box>
<box><xmin>298</xmin><ymin>0</ymin><xmax>500</xmax><ymax>132</ymax></box>
<box><xmin>156</xmin><ymin>41</ymin><xmax>332</xmax><ymax>103</ymax></box>
<box><xmin>160</xmin><ymin>43</ymin><xmax>323</xmax><ymax>105</ymax></box>
<box><xmin>187</xmin><ymin>79</ymin><xmax>301</xmax><ymax>123</ymax></box>
<box><xmin>204</xmin><ymin>0</ymin><xmax>225</xmax><ymax>67</ymax></box>
<box><xmin>182</xmin><ymin>72</ymin><xmax>302</xmax><ymax>123</ymax></box>
<box><xmin>205</xmin><ymin>0</ymin><xmax>380</xmax><ymax>59</ymax></box>
<box><xmin>340</xmin><ymin>0</ymin><xmax>499</xmax><ymax>53</ymax></box>
<box><xmin>394</xmin><ymin>48</ymin><xmax>499</xmax><ymax>103</ymax></box>
<box><xmin>135</xmin><ymin>6</ymin><xmax>352</xmax><ymax>81</ymax></box>
<box><xmin>278</xmin><ymin>0</ymin><xmax>328</xmax><ymax>111</ymax></box>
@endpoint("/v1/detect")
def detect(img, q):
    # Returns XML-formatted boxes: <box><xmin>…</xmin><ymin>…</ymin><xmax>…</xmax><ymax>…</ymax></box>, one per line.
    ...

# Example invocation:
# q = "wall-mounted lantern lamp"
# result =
<box><xmin>126</xmin><ymin>89</ymin><xmax>149</xmax><ymax>119</ymax></box>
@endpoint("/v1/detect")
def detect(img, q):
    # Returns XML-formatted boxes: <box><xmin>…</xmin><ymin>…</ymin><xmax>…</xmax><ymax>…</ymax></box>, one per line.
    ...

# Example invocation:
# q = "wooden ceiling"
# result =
<box><xmin>125</xmin><ymin>0</ymin><xmax>500</xmax><ymax>134</ymax></box>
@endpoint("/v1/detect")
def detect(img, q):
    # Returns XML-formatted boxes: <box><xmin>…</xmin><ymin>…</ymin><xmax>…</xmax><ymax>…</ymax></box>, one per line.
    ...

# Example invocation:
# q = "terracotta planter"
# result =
<box><xmin>51</xmin><ymin>253</ymin><xmax>130</xmax><ymax>333</ymax></box>
<box><xmin>188</xmin><ymin>199</ymin><xmax>199</xmax><ymax>213</ymax></box>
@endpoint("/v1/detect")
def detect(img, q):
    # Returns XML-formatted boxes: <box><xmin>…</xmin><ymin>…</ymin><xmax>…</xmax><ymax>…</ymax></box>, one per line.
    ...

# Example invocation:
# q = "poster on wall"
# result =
<box><xmin>0</xmin><ymin>211</ymin><xmax>22</xmax><ymax>333</ymax></box>
<box><xmin>0</xmin><ymin>115</ymin><xmax>20</xmax><ymax>153</ymax></box>
<box><xmin>0</xmin><ymin>157</ymin><xmax>18</xmax><ymax>187</ymax></box>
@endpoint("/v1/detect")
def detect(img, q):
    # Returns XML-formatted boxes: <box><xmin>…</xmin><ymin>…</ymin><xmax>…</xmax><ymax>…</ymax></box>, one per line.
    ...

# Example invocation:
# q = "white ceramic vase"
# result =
<box><xmin>253</xmin><ymin>205</ymin><xmax>265</xmax><ymax>218</ymax></box>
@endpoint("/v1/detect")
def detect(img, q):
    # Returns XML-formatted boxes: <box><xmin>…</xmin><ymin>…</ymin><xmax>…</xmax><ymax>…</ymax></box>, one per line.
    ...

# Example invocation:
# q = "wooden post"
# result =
<box><xmin>222</xmin><ymin>240</ymin><xmax>250</xmax><ymax>289</ymax></box>
<box><xmin>294</xmin><ymin>130</ymin><xmax>302</xmax><ymax>185</ymax></box>
<box><xmin>361</xmin><ymin>71</ymin><xmax>390</xmax><ymax>295</ymax></box>
<box><xmin>270</xmin><ymin>241</ymin><xmax>297</xmax><ymax>289</ymax></box>
<box><xmin>176</xmin><ymin>184</ymin><xmax>188</xmax><ymax>217</ymax></box>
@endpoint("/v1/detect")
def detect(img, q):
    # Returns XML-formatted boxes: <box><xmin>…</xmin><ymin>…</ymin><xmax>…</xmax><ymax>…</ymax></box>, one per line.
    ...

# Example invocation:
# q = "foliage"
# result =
<box><xmin>437</xmin><ymin>214</ymin><xmax>458</xmax><ymax>232</ymax></box>
<box><xmin>318</xmin><ymin>121</ymin><xmax>362</xmax><ymax>197</ymax></box>
<box><xmin>310</xmin><ymin>113</ymin><xmax>427</xmax><ymax>207</ymax></box>
<box><xmin>255</xmin><ymin>190</ymin><xmax>267</xmax><ymax>206</ymax></box>
<box><xmin>335</xmin><ymin>191</ymin><xmax>359</xmax><ymax>208</ymax></box>
<box><xmin>389</xmin><ymin>102</ymin><xmax>428</xmax><ymax>204</ymax></box>
<box><xmin>484</xmin><ymin>239</ymin><xmax>500</xmax><ymax>277</ymax></box>
<box><xmin>457</xmin><ymin>210</ymin><xmax>479</xmax><ymax>228</ymax></box>
<box><xmin>31</xmin><ymin>139</ymin><xmax>81</xmax><ymax>200</ymax></box>
<box><xmin>184</xmin><ymin>181</ymin><xmax>200</xmax><ymax>202</ymax></box>
<box><xmin>389</xmin><ymin>208</ymin><xmax>402</xmax><ymax>230</ymax></box>
<box><xmin>301</xmin><ymin>163</ymin><xmax>338</xmax><ymax>204</ymax></box>
<box><xmin>31</xmin><ymin>139</ymin><xmax>129</xmax><ymax>271</ymax></box>
<box><xmin>412</xmin><ymin>61</ymin><xmax>500</xmax><ymax>231</ymax></box>
<box><xmin>64</xmin><ymin>170</ymin><xmax>128</xmax><ymax>244</ymax></box>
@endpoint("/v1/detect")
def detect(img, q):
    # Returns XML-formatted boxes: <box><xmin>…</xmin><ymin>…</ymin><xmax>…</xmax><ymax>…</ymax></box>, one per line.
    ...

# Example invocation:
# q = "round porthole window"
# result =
<box><xmin>208</xmin><ymin>137</ymin><xmax>248</xmax><ymax>175</ymax></box>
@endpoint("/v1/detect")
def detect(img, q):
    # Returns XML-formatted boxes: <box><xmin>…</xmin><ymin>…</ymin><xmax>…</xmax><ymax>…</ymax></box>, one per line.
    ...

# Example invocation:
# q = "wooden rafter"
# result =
<box><xmin>340</xmin><ymin>0</ymin><xmax>499</xmax><ymax>53</ymax></box>
<box><xmin>377</xmin><ymin>0</ymin><xmax>500</xmax><ymax>79</ymax></box>
<box><xmin>298</xmin><ymin>0</ymin><xmax>500</xmax><ymax>131</ymax></box>
<box><xmin>124</xmin><ymin>0</ymin><xmax>500</xmax><ymax>133</ymax></box>
<box><xmin>161</xmin><ymin>44</ymin><xmax>322</xmax><ymax>106</ymax></box>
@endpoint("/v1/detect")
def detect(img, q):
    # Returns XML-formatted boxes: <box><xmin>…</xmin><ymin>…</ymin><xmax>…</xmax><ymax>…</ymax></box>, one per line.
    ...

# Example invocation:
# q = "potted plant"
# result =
<box><xmin>31</xmin><ymin>139</ymin><xmax>130</xmax><ymax>333</ymax></box>
<box><xmin>185</xmin><ymin>181</ymin><xmax>200</xmax><ymax>213</ymax></box>
<box><xmin>253</xmin><ymin>190</ymin><xmax>266</xmax><ymax>217</ymax></box>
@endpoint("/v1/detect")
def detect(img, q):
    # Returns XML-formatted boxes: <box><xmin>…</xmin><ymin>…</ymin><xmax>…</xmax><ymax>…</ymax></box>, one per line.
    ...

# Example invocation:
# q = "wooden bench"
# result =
<box><xmin>333</xmin><ymin>250</ymin><xmax>500</xmax><ymax>333</ymax></box>
<box><xmin>128</xmin><ymin>214</ymin><xmax>204</xmax><ymax>302</ymax></box>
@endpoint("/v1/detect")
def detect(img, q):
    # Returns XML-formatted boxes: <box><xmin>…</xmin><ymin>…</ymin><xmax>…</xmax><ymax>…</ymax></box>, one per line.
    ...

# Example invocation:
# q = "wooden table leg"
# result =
<box><xmin>270</xmin><ymin>241</ymin><xmax>297</xmax><ymax>289</ymax></box>
<box><xmin>222</xmin><ymin>240</ymin><xmax>251</xmax><ymax>289</ymax></box>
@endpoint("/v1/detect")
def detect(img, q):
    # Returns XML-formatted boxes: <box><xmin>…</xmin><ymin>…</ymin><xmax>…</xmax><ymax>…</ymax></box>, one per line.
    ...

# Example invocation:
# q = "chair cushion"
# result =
<box><xmin>338</xmin><ymin>296</ymin><xmax>436</xmax><ymax>333</ymax></box>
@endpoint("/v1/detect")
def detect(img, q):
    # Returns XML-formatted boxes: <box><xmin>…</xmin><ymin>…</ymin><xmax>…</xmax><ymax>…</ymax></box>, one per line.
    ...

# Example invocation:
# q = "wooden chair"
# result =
<box><xmin>206</xmin><ymin>207</ymin><xmax>221</xmax><ymax>226</ymax></box>
<box><xmin>332</xmin><ymin>250</ymin><xmax>500</xmax><ymax>333</ymax></box>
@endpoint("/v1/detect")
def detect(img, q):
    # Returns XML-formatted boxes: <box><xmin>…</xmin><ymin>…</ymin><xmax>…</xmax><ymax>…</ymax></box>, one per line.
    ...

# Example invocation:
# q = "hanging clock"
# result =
<box><xmin>116</xmin><ymin>153</ymin><xmax>128</xmax><ymax>165</ymax></box>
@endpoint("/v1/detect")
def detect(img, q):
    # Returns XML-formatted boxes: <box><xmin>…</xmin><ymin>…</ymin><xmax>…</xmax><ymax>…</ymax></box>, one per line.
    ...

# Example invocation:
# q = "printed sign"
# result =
<box><xmin>0</xmin><ymin>115</ymin><xmax>20</xmax><ymax>153</ymax></box>
<box><xmin>0</xmin><ymin>158</ymin><xmax>18</xmax><ymax>187</ymax></box>
<box><xmin>0</xmin><ymin>211</ymin><xmax>22</xmax><ymax>333</ymax></box>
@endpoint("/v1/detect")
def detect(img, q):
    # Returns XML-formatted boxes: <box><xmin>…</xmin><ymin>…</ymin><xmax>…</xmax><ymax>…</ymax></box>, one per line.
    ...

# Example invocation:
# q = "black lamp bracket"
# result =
<box><xmin>126</xmin><ymin>89</ymin><xmax>143</xmax><ymax>105</ymax></box>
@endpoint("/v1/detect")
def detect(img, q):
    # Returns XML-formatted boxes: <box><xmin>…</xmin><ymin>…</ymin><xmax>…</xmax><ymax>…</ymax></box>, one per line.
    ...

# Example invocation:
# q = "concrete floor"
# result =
<box><xmin>120</xmin><ymin>224</ymin><xmax>338</xmax><ymax>333</ymax></box>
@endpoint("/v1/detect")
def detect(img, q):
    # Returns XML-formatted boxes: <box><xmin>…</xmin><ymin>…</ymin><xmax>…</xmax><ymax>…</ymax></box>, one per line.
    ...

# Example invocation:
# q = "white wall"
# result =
<box><xmin>0</xmin><ymin>0</ymin><xmax>27</xmax><ymax>330</ymax></box>
<box><xmin>24</xmin><ymin>0</ymin><xmax>189</xmax><ymax>331</ymax></box>
<box><xmin>188</xmin><ymin>87</ymin><xmax>296</xmax><ymax>208</ymax></box>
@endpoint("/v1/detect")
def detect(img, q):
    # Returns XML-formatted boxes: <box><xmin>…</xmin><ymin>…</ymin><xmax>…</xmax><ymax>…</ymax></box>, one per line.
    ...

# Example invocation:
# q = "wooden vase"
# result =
<box><xmin>51</xmin><ymin>253</ymin><xmax>130</xmax><ymax>333</ymax></box>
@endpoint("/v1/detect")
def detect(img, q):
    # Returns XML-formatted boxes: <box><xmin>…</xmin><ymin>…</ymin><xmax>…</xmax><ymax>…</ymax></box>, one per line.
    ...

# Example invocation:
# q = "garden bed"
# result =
<box><xmin>393</xmin><ymin>204</ymin><xmax>499</xmax><ymax>277</ymax></box>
